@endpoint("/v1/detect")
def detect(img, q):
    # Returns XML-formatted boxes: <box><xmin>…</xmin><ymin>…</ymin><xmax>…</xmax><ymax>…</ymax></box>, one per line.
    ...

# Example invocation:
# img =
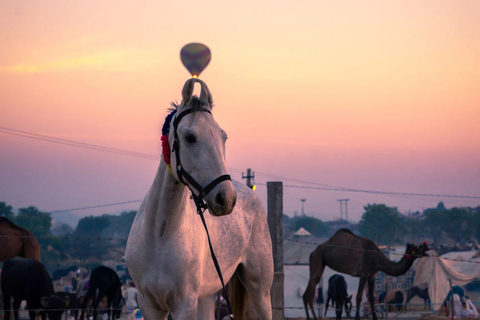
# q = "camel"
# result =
<box><xmin>302</xmin><ymin>228</ymin><xmax>428</xmax><ymax>320</ymax></box>
<box><xmin>0</xmin><ymin>217</ymin><xmax>41</xmax><ymax>262</ymax></box>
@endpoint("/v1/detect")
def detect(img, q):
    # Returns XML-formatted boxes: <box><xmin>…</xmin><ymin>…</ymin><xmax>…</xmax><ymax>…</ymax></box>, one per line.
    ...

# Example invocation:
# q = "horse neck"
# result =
<box><xmin>142</xmin><ymin>160</ymin><xmax>193</xmax><ymax>238</ymax></box>
<box><xmin>378</xmin><ymin>253</ymin><xmax>415</xmax><ymax>276</ymax></box>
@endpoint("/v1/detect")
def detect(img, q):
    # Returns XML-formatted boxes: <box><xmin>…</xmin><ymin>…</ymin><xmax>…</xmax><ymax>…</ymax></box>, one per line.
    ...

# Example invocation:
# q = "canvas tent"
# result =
<box><xmin>412</xmin><ymin>250</ymin><xmax>480</xmax><ymax>309</ymax></box>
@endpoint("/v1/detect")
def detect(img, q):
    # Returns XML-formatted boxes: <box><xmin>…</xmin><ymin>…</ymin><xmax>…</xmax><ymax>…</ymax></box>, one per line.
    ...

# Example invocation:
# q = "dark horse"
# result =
<box><xmin>2</xmin><ymin>257</ymin><xmax>68</xmax><ymax>320</ymax></box>
<box><xmin>80</xmin><ymin>266</ymin><xmax>122</xmax><ymax>320</ymax></box>
<box><xmin>379</xmin><ymin>290</ymin><xmax>404</xmax><ymax>312</ymax></box>
<box><xmin>324</xmin><ymin>274</ymin><xmax>352</xmax><ymax>320</ymax></box>
<box><xmin>404</xmin><ymin>286</ymin><xmax>430</xmax><ymax>311</ymax></box>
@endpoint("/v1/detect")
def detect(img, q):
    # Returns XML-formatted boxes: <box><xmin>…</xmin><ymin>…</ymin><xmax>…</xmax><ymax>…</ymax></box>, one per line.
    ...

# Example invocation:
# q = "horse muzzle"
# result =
<box><xmin>207</xmin><ymin>182</ymin><xmax>237</xmax><ymax>216</ymax></box>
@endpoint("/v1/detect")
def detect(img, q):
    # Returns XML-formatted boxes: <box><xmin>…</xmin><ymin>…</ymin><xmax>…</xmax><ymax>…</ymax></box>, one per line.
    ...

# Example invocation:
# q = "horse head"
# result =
<box><xmin>41</xmin><ymin>295</ymin><xmax>68</xmax><ymax>320</ymax></box>
<box><xmin>166</xmin><ymin>78</ymin><xmax>237</xmax><ymax>216</ymax></box>
<box><xmin>345</xmin><ymin>294</ymin><xmax>353</xmax><ymax>318</ymax></box>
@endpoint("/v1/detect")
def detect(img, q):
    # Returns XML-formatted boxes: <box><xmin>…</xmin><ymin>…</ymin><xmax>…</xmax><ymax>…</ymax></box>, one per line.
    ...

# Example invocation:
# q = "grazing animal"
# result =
<box><xmin>53</xmin><ymin>266</ymin><xmax>78</xmax><ymax>281</ymax></box>
<box><xmin>324</xmin><ymin>274</ymin><xmax>352</xmax><ymax>320</ymax></box>
<box><xmin>79</xmin><ymin>266</ymin><xmax>122</xmax><ymax>320</ymax></box>
<box><xmin>1</xmin><ymin>257</ymin><xmax>68</xmax><ymax>320</ymax></box>
<box><xmin>125</xmin><ymin>78</ymin><xmax>274</xmax><ymax>320</ymax></box>
<box><xmin>379</xmin><ymin>290</ymin><xmax>404</xmax><ymax>312</ymax></box>
<box><xmin>302</xmin><ymin>229</ymin><xmax>429</xmax><ymax>320</ymax></box>
<box><xmin>56</xmin><ymin>292</ymin><xmax>81</xmax><ymax>320</ymax></box>
<box><xmin>405</xmin><ymin>286</ymin><xmax>430</xmax><ymax>310</ymax></box>
<box><xmin>0</xmin><ymin>217</ymin><xmax>41</xmax><ymax>262</ymax></box>
<box><xmin>444</xmin><ymin>286</ymin><xmax>464</xmax><ymax>302</ymax></box>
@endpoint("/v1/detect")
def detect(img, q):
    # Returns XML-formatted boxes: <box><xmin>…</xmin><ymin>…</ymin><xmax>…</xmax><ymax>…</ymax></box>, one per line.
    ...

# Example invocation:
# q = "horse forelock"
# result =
<box><xmin>170</xmin><ymin>96</ymin><xmax>213</xmax><ymax>112</ymax></box>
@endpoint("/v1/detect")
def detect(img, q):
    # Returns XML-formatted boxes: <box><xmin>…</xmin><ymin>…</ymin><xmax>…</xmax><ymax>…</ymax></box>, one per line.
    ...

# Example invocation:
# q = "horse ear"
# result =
<box><xmin>195</xmin><ymin>79</ymin><xmax>213</xmax><ymax>108</ymax></box>
<box><xmin>180</xmin><ymin>78</ymin><xmax>213</xmax><ymax>111</ymax></box>
<box><xmin>181</xmin><ymin>78</ymin><xmax>196</xmax><ymax>110</ymax></box>
<box><xmin>41</xmin><ymin>296</ymin><xmax>50</xmax><ymax>308</ymax></box>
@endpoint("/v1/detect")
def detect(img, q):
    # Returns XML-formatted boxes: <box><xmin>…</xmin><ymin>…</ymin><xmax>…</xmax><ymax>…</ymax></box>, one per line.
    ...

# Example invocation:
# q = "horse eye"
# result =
<box><xmin>185</xmin><ymin>134</ymin><xmax>196</xmax><ymax>143</ymax></box>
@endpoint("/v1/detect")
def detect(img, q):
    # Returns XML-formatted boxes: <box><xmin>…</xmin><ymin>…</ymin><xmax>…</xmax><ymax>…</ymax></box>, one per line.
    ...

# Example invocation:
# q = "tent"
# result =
<box><xmin>412</xmin><ymin>250</ymin><xmax>480</xmax><ymax>310</ymax></box>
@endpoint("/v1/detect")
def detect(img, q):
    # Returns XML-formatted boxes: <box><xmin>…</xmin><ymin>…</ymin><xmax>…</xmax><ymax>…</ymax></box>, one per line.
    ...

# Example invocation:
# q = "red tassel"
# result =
<box><xmin>161</xmin><ymin>135</ymin><xmax>171</xmax><ymax>164</ymax></box>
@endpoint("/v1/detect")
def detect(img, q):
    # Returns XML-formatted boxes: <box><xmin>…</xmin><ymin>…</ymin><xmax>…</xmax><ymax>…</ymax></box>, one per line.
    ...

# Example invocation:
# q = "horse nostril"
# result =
<box><xmin>215</xmin><ymin>192</ymin><xmax>225</xmax><ymax>207</ymax></box>
<box><xmin>232</xmin><ymin>197</ymin><xmax>236</xmax><ymax>208</ymax></box>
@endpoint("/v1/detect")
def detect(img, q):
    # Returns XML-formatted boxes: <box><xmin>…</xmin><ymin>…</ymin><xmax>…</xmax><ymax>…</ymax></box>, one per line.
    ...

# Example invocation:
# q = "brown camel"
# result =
<box><xmin>0</xmin><ymin>217</ymin><xmax>41</xmax><ymax>262</ymax></box>
<box><xmin>302</xmin><ymin>228</ymin><xmax>428</xmax><ymax>320</ymax></box>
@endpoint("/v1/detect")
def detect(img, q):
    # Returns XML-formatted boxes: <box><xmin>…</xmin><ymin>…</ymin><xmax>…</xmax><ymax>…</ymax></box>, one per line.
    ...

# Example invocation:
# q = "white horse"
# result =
<box><xmin>125</xmin><ymin>78</ymin><xmax>274</xmax><ymax>320</ymax></box>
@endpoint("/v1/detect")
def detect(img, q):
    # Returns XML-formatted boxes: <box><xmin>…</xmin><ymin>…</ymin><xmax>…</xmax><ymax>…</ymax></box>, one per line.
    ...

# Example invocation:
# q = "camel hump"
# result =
<box><xmin>0</xmin><ymin>216</ymin><xmax>19</xmax><ymax>228</ymax></box>
<box><xmin>335</xmin><ymin>228</ymin><xmax>355</xmax><ymax>236</ymax></box>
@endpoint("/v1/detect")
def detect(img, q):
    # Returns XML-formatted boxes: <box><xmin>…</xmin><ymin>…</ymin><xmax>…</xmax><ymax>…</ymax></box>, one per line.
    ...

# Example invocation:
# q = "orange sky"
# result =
<box><xmin>1</xmin><ymin>0</ymin><xmax>479</xmax><ymax>222</ymax></box>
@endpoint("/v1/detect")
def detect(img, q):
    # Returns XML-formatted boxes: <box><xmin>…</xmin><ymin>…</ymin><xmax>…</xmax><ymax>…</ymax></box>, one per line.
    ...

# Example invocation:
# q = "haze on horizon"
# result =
<box><xmin>1</xmin><ymin>0</ymin><xmax>479</xmax><ymax>222</ymax></box>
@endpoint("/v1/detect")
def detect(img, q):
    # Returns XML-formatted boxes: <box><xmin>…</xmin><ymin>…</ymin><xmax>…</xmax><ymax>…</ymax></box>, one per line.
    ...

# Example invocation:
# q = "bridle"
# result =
<box><xmin>169</xmin><ymin>105</ymin><xmax>235</xmax><ymax>318</ymax></box>
<box><xmin>171</xmin><ymin>107</ymin><xmax>231</xmax><ymax>215</ymax></box>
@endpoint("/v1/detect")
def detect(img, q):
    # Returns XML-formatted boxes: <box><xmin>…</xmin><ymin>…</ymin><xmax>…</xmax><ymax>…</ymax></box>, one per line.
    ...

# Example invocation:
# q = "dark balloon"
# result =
<box><xmin>180</xmin><ymin>43</ymin><xmax>211</xmax><ymax>77</ymax></box>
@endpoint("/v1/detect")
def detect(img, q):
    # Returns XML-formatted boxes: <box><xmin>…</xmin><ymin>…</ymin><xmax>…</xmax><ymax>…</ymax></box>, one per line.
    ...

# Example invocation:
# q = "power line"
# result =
<box><xmin>0</xmin><ymin>126</ymin><xmax>160</xmax><ymax>160</ymax></box>
<box><xmin>2</xmin><ymin>126</ymin><xmax>479</xmax><ymax>201</ymax></box>
<box><xmin>256</xmin><ymin>183</ymin><xmax>480</xmax><ymax>200</ymax></box>
<box><xmin>49</xmin><ymin>200</ymin><xmax>142</xmax><ymax>213</ymax></box>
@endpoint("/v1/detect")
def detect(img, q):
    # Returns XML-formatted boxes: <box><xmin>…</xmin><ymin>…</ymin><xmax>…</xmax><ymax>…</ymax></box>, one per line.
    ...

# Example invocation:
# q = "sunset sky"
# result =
<box><xmin>1</xmin><ymin>0</ymin><xmax>479</xmax><ymax>224</ymax></box>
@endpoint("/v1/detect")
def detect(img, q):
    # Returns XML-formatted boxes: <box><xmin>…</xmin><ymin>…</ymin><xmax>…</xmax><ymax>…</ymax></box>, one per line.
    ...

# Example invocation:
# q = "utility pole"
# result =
<box><xmin>242</xmin><ymin>168</ymin><xmax>256</xmax><ymax>190</ymax></box>
<box><xmin>300</xmin><ymin>199</ymin><xmax>306</xmax><ymax>216</ymax></box>
<box><xmin>337</xmin><ymin>199</ymin><xmax>350</xmax><ymax>221</ymax></box>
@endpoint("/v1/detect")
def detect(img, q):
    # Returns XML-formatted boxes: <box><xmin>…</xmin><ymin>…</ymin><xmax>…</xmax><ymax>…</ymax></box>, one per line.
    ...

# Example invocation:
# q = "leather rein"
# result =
<box><xmin>170</xmin><ymin>107</ymin><xmax>234</xmax><ymax>318</ymax></box>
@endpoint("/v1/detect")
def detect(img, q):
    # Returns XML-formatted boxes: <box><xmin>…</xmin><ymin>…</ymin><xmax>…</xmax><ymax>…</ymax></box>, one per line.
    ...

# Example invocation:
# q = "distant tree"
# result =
<box><xmin>73</xmin><ymin>215</ymin><xmax>111</xmax><ymax>263</ymax></box>
<box><xmin>436</xmin><ymin>201</ymin><xmax>446</xmax><ymax>211</ymax></box>
<box><xmin>0</xmin><ymin>201</ymin><xmax>14</xmax><ymax>219</ymax></box>
<box><xmin>402</xmin><ymin>212</ymin><xmax>425</xmax><ymax>243</ymax></box>
<box><xmin>421</xmin><ymin>202</ymin><xmax>477</xmax><ymax>245</ymax></box>
<box><xmin>443</xmin><ymin>207</ymin><xmax>475</xmax><ymax>243</ymax></box>
<box><xmin>52</xmin><ymin>222</ymin><xmax>74</xmax><ymax>237</ymax></box>
<box><xmin>15</xmin><ymin>206</ymin><xmax>52</xmax><ymax>238</ymax></box>
<box><xmin>358</xmin><ymin>204</ymin><xmax>402</xmax><ymax>245</ymax></box>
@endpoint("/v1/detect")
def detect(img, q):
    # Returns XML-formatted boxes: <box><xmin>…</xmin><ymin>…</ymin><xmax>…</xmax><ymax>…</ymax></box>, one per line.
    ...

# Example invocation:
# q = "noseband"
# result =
<box><xmin>171</xmin><ymin>107</ymin><xmax>231</xmax><ymax>215</ymax></box>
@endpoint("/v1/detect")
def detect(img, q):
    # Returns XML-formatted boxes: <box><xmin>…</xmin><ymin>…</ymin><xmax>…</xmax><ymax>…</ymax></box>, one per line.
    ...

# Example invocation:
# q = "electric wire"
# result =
<box><xmin>2</xmin><ymin>126</ymin><xmax>479</xmax><ymax>201</ymax></box>
<box><xmin>0</xmin><ymin>126</ymin><xmax>160</xmax><ymax>160</ymax></box>
<box><xmin>256</xmin><ymin>183</ymin><xmax>480</xmax><ymax>200</ymax></box>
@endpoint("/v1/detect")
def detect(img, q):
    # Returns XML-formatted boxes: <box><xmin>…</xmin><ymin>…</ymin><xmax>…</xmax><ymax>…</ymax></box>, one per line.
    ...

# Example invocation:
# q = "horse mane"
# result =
<box><xmin>170</xmin><ymin>96</ymin><xmax>213</xmax><ymax>112</ymax></box>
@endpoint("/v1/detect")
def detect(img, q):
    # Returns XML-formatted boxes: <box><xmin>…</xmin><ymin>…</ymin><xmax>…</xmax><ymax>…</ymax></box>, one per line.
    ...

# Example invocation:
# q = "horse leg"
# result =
<box><xmin>80</xmin><ymin>287</ymin><xmax>95</xmax><ymax>320</ymax></box>
<box><xmin>92</xmin><ymin>289</ymin><xmax>105</xmax><ymax>320</ymax></box>
<box><xmin>136</xmin><ymin>291</ymin><xmax>168</xmax><ymax>320</ymax></box>
<box><xmin>324</xmin><ymin>295</ymin><xmax>330</xmax><ymax>317</ymax></box>
<box><xmin>236</xmin><ymin>263</ymin><xmax>273</xmax><ymax>320</ymax></box>
<box><xmin>169</xmin><ymin>297</ymin><xmax>198</xmax><ymax>320</ymax></box>
<box><xmin>3</xmin><ymin>293</ymin><xmax>11</xmax><ymax>320</ymax></box>
<box><xmin>106</xmin><ymin>293</ymin><xmax>113</xmax><ymax>320</ymax></box>
<box><xmin>367</xmin><ymin>276</ymin><xmax>377</xmax><ymax>320</ymax></box>
<box><xmin>355</xmin><ymin>277</ymin><xmax>367</xmax><ymax>320</ymax></box>
<box><xmin>336</xmin><ymin>299</ymin><xmax>342</xmax><ymax>320</ymax></box>
<box><xmin>12</xmin><ymin>298</ymin><xmax>21</xmax><ymax>320</ymax></box>
<box><xmin>197</xmin><ymin>294</ymin><xmax>215</xmax><ymax>320</ymax></box>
